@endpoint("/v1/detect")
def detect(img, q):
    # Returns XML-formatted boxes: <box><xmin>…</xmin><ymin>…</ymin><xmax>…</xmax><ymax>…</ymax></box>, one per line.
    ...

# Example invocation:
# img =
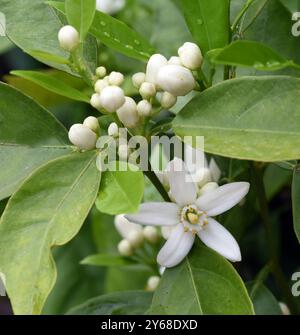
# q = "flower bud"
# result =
<box><xmin>96</xmin><ymin>0</ymin><xmax>125</xmax><ymax>15</ymax></box>
<box><xmin>96</xmin><ymin>66</ymin><xmax>107</xmax><ymax>78</ymax></box>
<box><xmin>156</xmin><ymin>65</ymin><xmax>196</xmax><ymax>96</ymax></box>
<box><xmin>118</xmin><ymin>239</ymin><xmax>133</xmax><ymax>257</ymax></box>
<box><xmin>68</xmin><ymin>124</ymin><xmax>97</xmax><ymax>150</ymax></box>
<box><xmin>109</xmin><ymin>71</ymin><xmax>124</xmax><ymax>86</ymax></box>
<box><xmin>115</xmin><ymin>214</ymin><xmax>143</xmax><ymax>239</ymax></box>
<box><xmin>83</xmin><ymin>116</ymin><xmax>100</xmax><ymax>134</ymax></box>
<box><xmin>192</xmin><ymin>167</ymin><xmax>212</xmax><ymax>188</ymax></box>
<box><xmin>100</xmin><ymin>86</ymin><xmax>125</xmax><ymax>112</ymax></box>
<box><xmin>127</xmin><ymin>230</ymin><xmax>144</xmax><ymax>248</ymax></box>
<box><xmin>146</xmin><ymin>276</ymin><xmax>160</xmax><ymax>291</ymax></box>
<box><xmin>132</xmin><ymin>72</ymin><xmax>146</xmax><ymax>89</ymax></box>
<box><xmin>58</xmin><ymin>25</ymin><xmax>80</xmax><ymax>52</ymax></box>
<box><xmin>118</xmin><ymin>144</ymin><xmax>130</xmax><ymax>160</ymax></box>
<box><xmin>137</xmin><ymin>100</ymin><xmax>152</xmax><ymax>117</ymax></box>
<box><xmin>160</xmin><ymin>92</ymin><xmax>177</xmax><ymax>109</ymax></box>
<box><xmin>94</xmin><ymin>78</ymin><xmax>109</xmax><ymax>93</ymax></box>
<box><xmin>139</xmin><ymin>82</ymin><xmax>156</xmax><ymax>100</ymax></box>
<box><xmin>90</xmin><ymin>93</ymin><xmax>102</xmax><ymax>110</ymax></box>
<box><xmin>198</xmin><ymin>182</ymin><xmax>219</xmax><ymax>196</ymax></box>
<box><xmin>178</xmin><ymin>42</ymin><xmax>203</xmax><ymax>70</ymax></box>
<box><xmin>108</xmin><ymin>122</ymin><xmax>119</xmax><ymax>137</ymax></box>
<box><xmin>143</xmin><ymin>226</ymin><xmax>159</xmax><ymax>243</ymax></box>
<box><xmin>161</xmin><ymin>226</ymin><xmax>173</xmax><ymax>240</ymax></box>
<box><xmin>146</xmin><ymin>54</ymin><xmax>168</xmax><ymax>84</ymax></box>
<box><xmin>117</xmin><ymin>97</ymin><xmax>139</xmax><ymax>128</ymax></box>
<box><xmin>168</xmin><ymin>56</ymin><xmax>182</xmax><ymax>66</ymax></box>
<box><xmin>279</xmin><ymin>302</ymin><xmax>290</xmax><ymax>315</ymax></box>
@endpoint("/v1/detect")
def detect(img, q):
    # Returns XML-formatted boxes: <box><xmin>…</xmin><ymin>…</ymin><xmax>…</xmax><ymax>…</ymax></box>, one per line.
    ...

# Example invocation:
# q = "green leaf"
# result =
<box><xmin>173</xmin><ymin>76</ymin><xmax>300</xmax><ymax>162</ymax></box>
<box><xmin>0</xmin><ymin>82</ymin><xmax>72</xmax><ymax>200</ymax></box>
<box><xmin>279</xmin><ymin>0</ymin><xmax>300</xmax><ymax>13</ymax></box>
<box><xmin>11</xmin><ymin>70</ymin><xmax>90</xmax><ymax>103</ymax></box>
<box><xmin>96</xmin><ymin>162</ymin><xmax>144</xmax><ymax>215</ymax></box>
<box><xmin>179</xmin><ymin>0</ymin><xmax>230</xmax><ymax>54</ymax></box>
<box><xmin>66</xmin><ymin>291</ymin><xmax>152</xmax><ymax>315</ymax></box>
<box><xmin>48</xmin><ymin>1</ymin><xmax>155</xmax><ymax>61</ymax></box>
<box><xmin>292</xmin><ymin>165</ymin><xmax>300</xmax><ymax>243</ymax></box>
<box><xmin>207</xmin><ymin>40</ymin><xmax>296</xmax><ymax>71</ymax></box>
<box><xmin>247</xmin><ymin>281</ymin><xmax>282</xmax><ymax>315</ymax></box>
<box><xmin>28</xmin><ymin>50</ymin><xmax>69</xmax><ymax>64</ymax></box>
<box><xmin>81</xmin><ymin>254</ymin><xmax>137</xmax><ymax>267</ymax></box>
<box><xmin>150</xmin><ymin>243</ymin><xmax>254</xmax><ymax>315</ymax></box>
<box><xmin>264</xmin><ymin>164</ymin><xmax>292</xmax><ymax>200</ymax></box>
<box><xmin>0</xmin><ymin>151</ymin><xmax>101</xmax><ymax>314</ymax></box>
<box><xmin>65</xmin><ymin>0</ymin><xmax>96</xmax><ymax>41</ymax></box>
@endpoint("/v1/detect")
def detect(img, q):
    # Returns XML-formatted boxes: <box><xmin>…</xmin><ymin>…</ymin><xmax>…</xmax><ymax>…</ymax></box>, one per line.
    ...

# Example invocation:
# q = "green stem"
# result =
<box><xmin>231</xmin><ymin>0</ymin><xmax>256</xmax><ymax>32</ymax></box>
<box><xmin>251</xmin><ymin>162</ymin><xmax>298</xmax><ymax>314</ymax></box>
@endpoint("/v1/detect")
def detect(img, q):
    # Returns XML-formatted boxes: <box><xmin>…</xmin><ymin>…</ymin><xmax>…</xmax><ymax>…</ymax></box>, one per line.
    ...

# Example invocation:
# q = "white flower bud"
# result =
<box><xmin>146</xmin><ymin>276</ymin><xmax>160</xmax><ymax>291</ymax></box>
<box><xmin>156</xmin><ymin>64</ymin><xmax>196</xmax><ymax>96</ymax></box>
<box><xmin>198</xmin><ymin>182</ymin><xmax>219</xmax><ymax>196</ymax></box>
<box><xmin>108</xmin><ymin>71</ymin><xmax>124</xmax><ymax>86</ymax></box>
<box><xmin>90</xmin><ymin>93</ymin><xmax>102</xmax><ymax>110</ymax></box>
<box><xmin>83</xmin><ymin>116</ymin><xmax>100</xmax><ymax>134</ymax></box>
<box><xmin>160</xmin><ymin>92</ymin><xmax>177</xmax><ymax>109</ymax></box>
<box><xmin>96</xmin><ymin>66</ymin><xmax>107</xmax><ymax>78</ymax></box>
<box><xmin>132</xmin><ymin>72</ymin><xmax>146</xmax><ymax>89</ymax></box>
<box><xmin>114</xmin><ymin>214</ymin><xmax>143</xmax><ymax>239</ymax></box>
<box><xmin>192</xmin><ymin>168</ymin><xmax>212</xmax><ymax>188</ymax></box>
<box><xmin>58</xmin><ymin>25</ymin><xmax>80</xmax><ymax>52</ymax></box>
<box><xmin>159</xmin><ymin>266</ymin><xmax>166</xmax><ymax>276</ymax></box>
<box><xmin>96</xmin><ymin>0</ymin><xmax>125</xmax><ymax>15</ymax></box>
<box><xmin>118</xmin><ymin>144</ymin><xmax>130</xmax><ymax>160</ymax></box>
<box><xmin>118</xmin><ymin>239</ymin><xmax>133</xmax><ymax>257</ymax></box>
<box><xmin>143</xmin><ymin>226</ymin><xmax>159</xmax><ymax>243</ymax></box>
<box><xmin>68</xmin><ymin>124</ymin><xmax>97</xmax><ymax>150</ymax></box>
<box><xmin>137</xmin><ymin>100</ymin><xmax>152</xmax><ymax>117</ymax></box>
<box><xmin>146</xmin><ymin>54</ymin><xmax>168</xmax><ymax>84</ymax></box>
<box><xmin>127</xmin><ymin>230</ymin><xmax>144</xmax><ymax>248</ymax></box>
<box><xmin>94</xmin><ymin>78</ymin><xmax>109</xmax><ymax>93</ymax></box>
<box><xmin>117</xmin><ymin>97</ymin><xmax>139</xmax><ymax>128</ymax></box>
<box><xmin>178</xmin><ymin>42</ymin><xmax>203</xmax><ymax>70</ymax></box>
<box><xmin>161</xmin><ymin>226</ymin><xmax>173</xmax><ymax>240</ymax></box>
<box><xmin>108</xmin><ymin>122</ymin><xmax>119</xmax><ymax>137</ymax></box>
<box><xmin>279</xmin><ymin>302</ymin><xmax>290</xmax><ymax>315</ymax></box>
<box><xmin>100</xmin><ymin>86</ymin><xmax>125</xmax><ymax>112</ymax></box>
<box><xmin>139</xmin><ymin>82</ymin><xmax>156</xmax><ymax>100</ymax></box>
<box><xmin>168</xmin><ymin>56</ymin><xmax>182</xmax><ymax>66</ymax></box>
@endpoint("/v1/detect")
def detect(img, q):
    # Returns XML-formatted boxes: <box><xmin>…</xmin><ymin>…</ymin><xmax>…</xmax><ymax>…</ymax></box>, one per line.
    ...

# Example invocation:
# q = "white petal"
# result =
<box><xmin>209</xmin><ymin>158</ymin><xmax>221</xmax><ymax>182</ymax></box>
<box><xmin>125</xmin><ymin>202</ymin><xmax>180</xmax><ymax>226</ymax></box>
<box><xmin>184</xmin><ymin>144</ymin><xmax>207</xmax><ymax>173</ymax></box>
<box><xmin>196</xmin><ymin>182</ymin><xmax>250</xmax><ymax>216</ymax></box>
<box><xmin>166</xmin><ymin>158</ymin><xmax>197</xmax><ymax>206</ymax></box>
<box><xmin>157</xmin><ymin>224</ymin><xmax>195</xmax><ymax>268</ymax></box>
<box><xmin>198</xmin><ymin>218</ymin><xmax>241</xmax><ymax>262</ymax></box>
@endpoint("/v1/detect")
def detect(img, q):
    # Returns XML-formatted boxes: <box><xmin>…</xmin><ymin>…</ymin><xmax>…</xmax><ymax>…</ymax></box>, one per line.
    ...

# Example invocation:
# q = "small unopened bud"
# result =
<box><xmin>94</xmin><ymin>78</ymin><xmax>109</xmax><ymax>93</ymax></box>
<box><xmin>146</xmin><ymin>54</ymin><xmax>168</xmax><ymax>84</ymax></box>
<box><xmin>160</xmin><ymin>92</ymin><xmax>177</xmax><ymax>109</ymax></box>
<box><xmin>178</xmin><ymin>42</ymin><xmax>203</xmax><ymax>70</ymax></box>
<box><xmin>83</xmin><ymin>116</ymin><xmax>100</xmax><ymax>134</ymax></box>
<box><xmin>127</xmin><ymin>230</ymin><xmax>144</xmax><ymax>248</ymax></box>
<box><xmin>118</xmin><ymin>239</ymin><xmax>133</xmax><ymax>257</ymax></box>
<box><xmin>108</xmin><ymin>122</ymin><xmax>119</xmax><ymax>137</ymax></box>
<box><xmin>156</xmin><ymin>65</ymin><xmax>196</xmax><ymax>96</ymax></box>
<box><xmin>68</xmin><ymin>124</ymin><xmax>97</xmax><ymax>150</ymax></box>
<box><xmin>198</xmin><ymin>182</ymin><xmax>219</xmax><ymax>196</ymax></box>
<box><xmin>109</xmin><ymin>71</ymin><xmax>124</xmax><ymax>86</ymax></box>
<box><xmin>58</xmin><ymin>25</ymin><xmax>80</xmax><ymax>52</ymax></box>
<box><xmin>137</xmin><ymin>100</ymin><xmax>152</xmax><ymax>117</ymax></box>
<box><xmin>132</xmin><ymin>72</ymin><xmax>146</xmax><ymax>89</ymax></box>
<box><xmin>139</xmin><ymin>82</ymin><xmax>156</xmax><ymax>100</ymax></box>
<box><xmin>192</xmin><ymin>168</ymin><xmax>212</xmax><ymax>188</ymax></box>
<box><xmin>100</xmin><ymin>86</ymin><xmax>125</xmax><ymax>112</ymax></box>
<box><xmin>90</xmin><ymin>93</ymin><xmax>102</xmax><ymax>110</ymax></box>
<box><xmin>146</xmin><ymin>276</ymin><xmax>160</xmax><ymax>291</ymax></box>
<box><xmin>279</xmin><ymin>302</ymin><xmax>290</xmax><ymax>315</ymax></box>
<box><xmin>143</xmin><ymin>226</ymin><xmax>159</xmax><ymax>243</ymax></box>
<box><xmin>115</xmin><ymin>214</ymin><xmax>143</xmax><ymax>239</ymax></box>
<box><xmin>117</xmin><ymin>97</ymin><xmax>139</xmax><ymax>128</ymax></box>
<box><xmin>96</xmin><ymin>66</ymin><xmax>107</xmax><ymax>78</ymax></box>
<box><xmin>168</xmin><ymin>56</ymin><xmax>182</xmax><ymax>66</ymax></box>
<box><xmin>118</xmin><ymin>144</ymin><xmax>129</xmax><ymax>160</ymax></box>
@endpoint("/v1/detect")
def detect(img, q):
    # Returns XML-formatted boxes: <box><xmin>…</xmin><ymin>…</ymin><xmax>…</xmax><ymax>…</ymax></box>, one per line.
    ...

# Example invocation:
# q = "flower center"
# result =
<box><xmin>180</xmin><ymin>205</ymin><xmax>208</xmax><ymax>234</ymax></box>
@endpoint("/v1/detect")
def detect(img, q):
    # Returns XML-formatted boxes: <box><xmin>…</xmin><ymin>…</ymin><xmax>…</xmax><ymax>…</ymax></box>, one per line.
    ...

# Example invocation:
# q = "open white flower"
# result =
<box><xmin>126</xmin><ymin>158</ymin><xmax>249</xmax><ymax>268</ymax></box>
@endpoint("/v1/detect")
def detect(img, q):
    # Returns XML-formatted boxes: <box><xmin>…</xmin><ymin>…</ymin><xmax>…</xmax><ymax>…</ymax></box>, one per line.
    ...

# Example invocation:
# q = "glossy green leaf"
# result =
<box><xmin>150</xmin><ymin>243</ymin><xmax>254</xmax><ymax>315</ymax></box>
<box><xmin>173</xmin><ymin>76</ymin><xmax>300</xmax><ymax>162</ymax></box>
<box><xmin>207</xmin><ymin>40</ymin><xmax>295</xmax><ymax>71</ymax></box>
<box><xmin>48</xmin><ymin>1</ymin><xmax>155</xmax><ymax>61</ymax></box>
<box><xmin>65</xmin><ymin>0</ymin><xmax>96</xmax><ymax>41</ymax></box>
<box><xmin>0</xmin><ymin>151</ymin><xmax>101</xmax><ymax>314</ymax></box>
<box><xmin>96</xmin><ymin>162</ymin><xmax>144</xmax><ymax>215</ymax></box>
<box><xmin>11</xmin><ymin>70</ymin><xmax>90</xmax><ymax>103</ymax></box>
<box><xmin>264</xmin><ymin>164</ymin><xmax>292</xmax><ymax>200</ymax></box>
<box><xmin>28</xmin><ymin>50</ymin><xmax>69</xmax><ymax>64</ymax></box>
<box><xmin>179</xmin><ymin>0</ymin><xmax>230</xmax><ymax>53</ymax></box>
<box><xmin>279</xmin><ymin>0</ymin><xmax>300</xmax><ymax>13</ymax></box>
<box><xmin>247</xmin><ymin>282</ymin><xmax>282</xmax><ymax>315</ymax></box>
<box><xmin>66</xmin><ymin>291</ymin><xmax>152</xmax><ymax>315</ymax></box>
<box><xmin>81</xmin><ymin>254</ymin><xmax>137</xmax><ymax>267</ymax></box>
<box><xmin>0</xmin><ymin>82</ymin><xmax>72</xmax><ymax>200</ymax></box>
<box><xmin>292</xmin><ymin>165</ymin><xmax>300</xmax><ymax>243</ymax></box>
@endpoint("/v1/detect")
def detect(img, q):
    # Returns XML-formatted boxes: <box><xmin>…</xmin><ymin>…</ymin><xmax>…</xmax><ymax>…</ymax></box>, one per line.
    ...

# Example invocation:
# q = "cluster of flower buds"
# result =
<box><xmin>68</xmin><ymin>116</ymin><xmax>100</xmax><ymax>150</ymax></box>
<box><xmin>115</xmin><ymin>214</ymin><xmax>159</xmax><ymax>257</ymax></box>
